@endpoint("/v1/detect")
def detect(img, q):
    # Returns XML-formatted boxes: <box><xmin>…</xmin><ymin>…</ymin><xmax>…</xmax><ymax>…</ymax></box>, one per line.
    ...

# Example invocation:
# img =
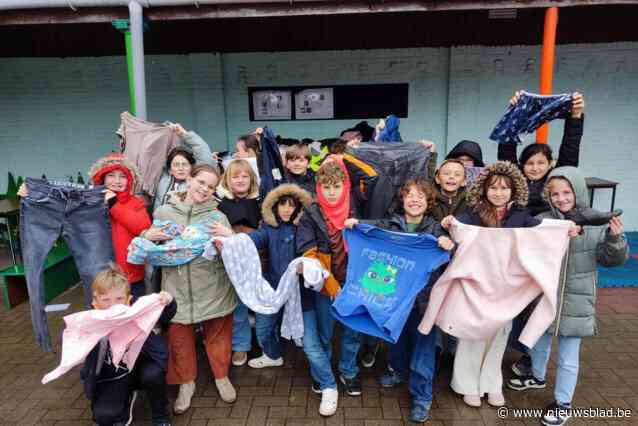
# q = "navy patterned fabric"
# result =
<box><xmin>490</xmin><ymin>91</ymin><xmax>573</xmax><ymax>145</ymax></box>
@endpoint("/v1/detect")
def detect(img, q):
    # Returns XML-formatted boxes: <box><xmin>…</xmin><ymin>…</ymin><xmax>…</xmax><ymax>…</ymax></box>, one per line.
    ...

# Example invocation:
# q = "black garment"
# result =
<box><xmin>92</xmin><ymin>352</ymin><xmax>170</xmax><ymax>425</ymax></box>
<box><xmin>341</xmin><ymin>121</ymin><xmax>376</xmax><ymax>142</ymax></box>
<box><xmin>348</xmin><ymin>143</ymin><xmax>433</xmax><ymax>219</ymax></box>
<box><xmin>497</xmin><ymin>116</ymin><xmax>584</xmax><ymax>216</ymax></box>
<box><xmin>285</xmin><ymin>170</ymin><xmax>316</xmax><ymax>195</ymax></box>
<box><xmin>218</xmin><ymin>197</ymin><xmax>262</xmax><ymax>229</ymax></box>
<box><xmin>445</xmin><ymin>140</ymin><xmax>485</xmax><ymax>167</ymax></box>
<box><xmin>457</xmin><ymin>207</ymin><xmax>541</xmax><ymax>228</ymax></box>
<box><xmin>259</xmin><ymin>127</ymin><xmax>288</xmax><ymax>200</ymax></box>
<box><xmin>430</xmin><ymin>188</ymin><xmax>468</xmax><ymax>222</ymax></box>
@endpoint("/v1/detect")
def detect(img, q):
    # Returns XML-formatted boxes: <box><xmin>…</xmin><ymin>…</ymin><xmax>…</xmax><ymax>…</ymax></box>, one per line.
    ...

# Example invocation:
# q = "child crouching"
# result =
<box><xmin>81</xmin><ymin>263</ymin><xmax>176</xmax><ymax>426</ymax></box>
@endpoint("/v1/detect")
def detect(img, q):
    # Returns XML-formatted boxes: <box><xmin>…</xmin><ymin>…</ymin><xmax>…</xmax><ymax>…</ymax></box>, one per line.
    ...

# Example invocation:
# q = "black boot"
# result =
<box><xmin>564</xmin><ymin>207</ymin><xmax>623</xmax><ymax>227</ymax></box>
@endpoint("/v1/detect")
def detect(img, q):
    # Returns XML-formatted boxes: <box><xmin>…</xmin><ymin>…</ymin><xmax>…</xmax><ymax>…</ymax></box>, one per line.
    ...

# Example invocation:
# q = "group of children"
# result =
<box><xmin>24</xmin><ymin>91</ymin><xmax>630</xmax><ymax>426</ymax></box>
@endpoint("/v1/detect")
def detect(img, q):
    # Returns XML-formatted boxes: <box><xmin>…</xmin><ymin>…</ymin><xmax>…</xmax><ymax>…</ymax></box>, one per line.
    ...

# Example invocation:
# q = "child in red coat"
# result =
<box><xmin>89</xmin><ymin>153</ymin><xmax>152</xmax><ymax>297</ymax></box>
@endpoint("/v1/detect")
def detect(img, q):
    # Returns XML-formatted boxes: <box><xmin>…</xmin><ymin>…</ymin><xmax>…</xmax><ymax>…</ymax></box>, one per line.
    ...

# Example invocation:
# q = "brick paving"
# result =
<box><xmin>0</xmin><ymin>286</ymin><xmax>637</xmax><ymax>425</ymax></box>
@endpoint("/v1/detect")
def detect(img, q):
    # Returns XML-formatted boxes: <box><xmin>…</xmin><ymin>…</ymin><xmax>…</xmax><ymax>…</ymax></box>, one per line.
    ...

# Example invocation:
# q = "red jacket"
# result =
<box><xmin>109</xmin><ymin>193</ymin><xmax>151</xmax><ymax>284</ymax></box>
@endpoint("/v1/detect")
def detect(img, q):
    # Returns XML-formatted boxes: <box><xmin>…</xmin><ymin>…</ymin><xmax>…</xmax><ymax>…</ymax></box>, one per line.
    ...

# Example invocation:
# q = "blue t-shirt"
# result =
<box><xmin>331</xmin><ymin>224</ymin><xmax>450</xmax><ymax>343</ymax></box>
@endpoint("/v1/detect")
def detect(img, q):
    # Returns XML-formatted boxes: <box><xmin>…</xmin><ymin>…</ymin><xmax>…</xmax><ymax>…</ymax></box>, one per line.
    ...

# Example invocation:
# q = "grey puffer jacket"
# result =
<box><xmin>153</xmin><ymin>131</ymin><xmax>215</xmax><ymax>212</ymax></box>
<box><xmin>537</xmin><ymin>167</ymin><xmax>628</xmax><ymax>337</ymax></box>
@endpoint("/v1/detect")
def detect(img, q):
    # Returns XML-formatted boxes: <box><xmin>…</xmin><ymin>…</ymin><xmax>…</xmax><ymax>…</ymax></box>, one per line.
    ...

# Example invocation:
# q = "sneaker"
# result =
<box><xmin>311</xmin><ymin>381</ymin><xmax>322</xmax><ymax>395</ymax></box>
<box><xmin>124</xmin><ymin>390</ymin><xmax>137</xmax><ymax>426</ymax></box>
<box><xmin>248</xmin><ymin>353</ymin><xmax>284</xmax><ymax>369</ymax></box>
<box><xmin>232</xmin><ymin>351</ymin><xmax>247</xmax><ymax>366</ymax></box>
<box><xmin>462</xmin><ymin>394</ymin><xmax>481</xmax><ymax>408</ymax></box>
<box><xmin>511</xmin><ymin>353</ymin><xmax>532</xmax><ymax>377</ymax></box>
<box><xmin>173</xmin><ymin>381</ymin><xmax>195</xmax><ymax>414</ymax></box>
<box><xmin>319</xmin><ymin>388</ymin><xmax>339</xmax><ymax>416</ymax></box>
<box><xmin>409</xmin><ymin>404</ymin><xmax>430</xmax><ymax>423</ymax></box>
<box><xmin>215</xmin><ymin>377</ymin><xmax>237</xmax><ymax>403</ymax></box>
<box><xmin>507</xmin><ymin>374</ymin><xmax>546</xmax><ymax>391</ymax></box>
<box><xmin>487</xmin><ymin>392</ymin><xmax>505</xmax><ymax>407</ymax></box>
<box><xmin>339</xmin><ymin>374</ymin><xmax>362</xmax><ymax>396</ymax></box>
<box><xmin>361</xmin><ymin>342</ymin><xmax>380</xmax><ymax>368</ymax></box>
<box><xmin>378</xmin><ymin>369</ymin><xmax>404</xmax><ymax>388</ymax></box>
<box><xmin>541</xmin><ymin>401</ymin><xmax>572</xmax><ymax>426</ymax></box>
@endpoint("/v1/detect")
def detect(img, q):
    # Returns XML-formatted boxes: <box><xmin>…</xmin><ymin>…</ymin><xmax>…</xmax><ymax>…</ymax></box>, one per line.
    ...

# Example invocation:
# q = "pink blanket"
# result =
<box><xmin>418</xmin><ymin>218</ymin><xmax>571</xmax><ymax>348</ymax></box>
<box><xmin>42</xmin><ymin>294</ymin><xmax>164</xmax><ymax>384</ymax></box>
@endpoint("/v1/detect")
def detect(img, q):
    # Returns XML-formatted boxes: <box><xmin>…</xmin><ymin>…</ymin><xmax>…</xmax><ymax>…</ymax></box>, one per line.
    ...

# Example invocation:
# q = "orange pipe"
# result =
<box><xmin>536</xmin><ymin>7</ymin><xmax>558</xmax><ymax>144</ymax></box>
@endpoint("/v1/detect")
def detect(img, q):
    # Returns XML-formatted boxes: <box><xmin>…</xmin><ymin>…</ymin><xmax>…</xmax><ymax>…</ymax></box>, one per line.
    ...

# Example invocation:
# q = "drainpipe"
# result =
<box><xmin>536</xmin><ymin>6</ymin><xmax>558</xmax><ymax>144</ymax></box>
<box><xmin>112</xmin><ymin>19</ymin><xmax>136</xmax><ymax>114</ymax></box>
<box><xmin>128</xmin><ymin>0</ymin><xmax>147</xmax><ymax>119</ymax></box>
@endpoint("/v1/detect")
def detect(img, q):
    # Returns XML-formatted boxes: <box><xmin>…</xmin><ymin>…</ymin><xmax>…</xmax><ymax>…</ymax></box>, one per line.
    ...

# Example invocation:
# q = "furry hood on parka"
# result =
<box><xmin>261</xmin><ymin>184</ymin><xmax>313</xmax><ymax>227</ymax></box>
<box><xmin>466</xmin><ymin>161</ymin><xmax>529</xmax><ymax>208</ymax></box>
<box><xmin>88</xmin><ymin>153</ymin><xmax>140</xmax><ymax>194</ymax></box>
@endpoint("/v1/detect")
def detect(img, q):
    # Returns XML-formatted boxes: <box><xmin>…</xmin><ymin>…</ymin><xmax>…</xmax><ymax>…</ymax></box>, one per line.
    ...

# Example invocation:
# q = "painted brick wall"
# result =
<box><xmin>221</xmin><ymin>48</ymin><xmax>449</xmax><ymax>147</ymax></box>
<box><xmin>447</xmin><ymin>43</ymin><xmax>638</xmax><ymax>230</ymax></box>
<box><xmin>1</xmin><ymin>43</ymin><xmax>636</xmax><ymax>229</ymax></box>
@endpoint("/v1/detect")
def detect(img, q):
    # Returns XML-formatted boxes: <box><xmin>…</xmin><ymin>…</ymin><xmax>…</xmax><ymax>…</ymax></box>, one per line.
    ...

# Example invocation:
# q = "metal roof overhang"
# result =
<box><xmin>2</xmin><ymin>0</ymin><xmax>638</xmax><ymax>25</ymax></box>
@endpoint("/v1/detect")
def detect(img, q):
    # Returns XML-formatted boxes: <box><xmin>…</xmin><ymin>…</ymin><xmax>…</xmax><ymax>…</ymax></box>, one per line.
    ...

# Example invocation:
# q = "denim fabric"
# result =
<box><xmin>302</xmin><ymin>293</ymin><xmax>337</xmax><ymax>390</ymax></box>
<box><xmin>338</xmin><ymin>326</ymin><xmax>363</xmax><ymax>379</ymax></box>
<box><xmin>531</xmin><ymin>332</ymin><xmax>581</xmax><ymax>405</ymax></box>
<box><xmin>508</xmin><ymin>308</ymin><xmax>532</xmax><ymax>354</ymax></box>
<box><xmin>255</xmin><ymin>311</ymin><xmax>283</xmax><ymax>359</ymax></box>
<box><xmin>388</xmin><ymin>308</ymin><xmax>438</xmax><ymax>408</ymax></box>
<box><xmin>20</xmin><ymin>178</ymin><xmax>114</xmax><ymax>352</ymax></box>
<box><xmin>232</xmin><ymin>299</ymin><xmax>252</xmax><ymax>352</ymax></box>
<box><xmin>490</xmin><ymin>91</ymin><xmax>573</xmax><ymax>145</ymax></box>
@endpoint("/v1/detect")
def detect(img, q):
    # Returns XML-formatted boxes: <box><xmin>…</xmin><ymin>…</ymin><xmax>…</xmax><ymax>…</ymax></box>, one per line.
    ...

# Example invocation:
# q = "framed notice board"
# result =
<box><xmin>248</xmin><ymin>84</ymin><xmax>408</xmax><ymax>121</ymax></box>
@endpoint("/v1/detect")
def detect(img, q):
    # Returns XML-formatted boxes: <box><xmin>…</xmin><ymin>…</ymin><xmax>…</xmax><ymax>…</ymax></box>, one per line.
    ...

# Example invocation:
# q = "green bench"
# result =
<box><xmin>0</xmin><ymin>241</ymin><xmax>80</xmax><ymax>311</ymax></box>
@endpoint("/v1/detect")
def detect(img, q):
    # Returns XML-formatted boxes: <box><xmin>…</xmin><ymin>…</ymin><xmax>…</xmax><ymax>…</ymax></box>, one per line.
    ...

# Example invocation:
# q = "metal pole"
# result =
<box><xmin>129</xmin><ymin>0</ymin><xmax>147</xmax><ymax>119</ymax></box>
<box><xmin>536</xmin><ymin>6</ymin><xmax>558</xmax><ymax>144</ymax></box>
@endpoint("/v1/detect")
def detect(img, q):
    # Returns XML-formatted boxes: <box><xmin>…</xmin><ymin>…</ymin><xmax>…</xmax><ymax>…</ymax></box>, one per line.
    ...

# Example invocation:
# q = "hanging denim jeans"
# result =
<box><xmin>490</xmin><ymin>91</ymin><xmax>573</xmax><ymax>145</ymax></box>
<box><xmin>20</xmin><ymin>178</ymin><xmax>114</xmax><ymax>352</ymax></box>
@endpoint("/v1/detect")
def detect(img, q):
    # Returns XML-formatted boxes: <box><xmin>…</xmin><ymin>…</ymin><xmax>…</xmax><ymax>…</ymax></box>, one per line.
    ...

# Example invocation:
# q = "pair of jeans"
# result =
<box><xmin>20</xmin><ymin>178</ymin><xmax>114</xmax><ymax>352</ymax></box>
<box><xmin>531</xmin><ymin>332</ymin><xmax>581</xmax><ymax>405</ymax></box>
<box><xmin>388</xmin><ymin>308</ymin><xmax>438</xmax><ymax>408</ymax></box>
<box><xmin>255</xmin><ymin>311</ymin><xmax>283</xmax><ymax>359</ymax></box>
<box><xmin>339</xmin><ymin>325</ymin><xmax>363</xmax><ymax>380</ymax></box>
<box><xmin>92</xmin><ymin>352</ymin><xmax>170</xmax><ymax>425</ymax></box>
<box><xmin>232</xmin><ymin>299</ymin><xmax>252</xmax><ymax>352</ymax></box>
<box><xmin>302</xmin><ymin>293</ymin><xmax>337</xmax><ymax>390</ymax></box>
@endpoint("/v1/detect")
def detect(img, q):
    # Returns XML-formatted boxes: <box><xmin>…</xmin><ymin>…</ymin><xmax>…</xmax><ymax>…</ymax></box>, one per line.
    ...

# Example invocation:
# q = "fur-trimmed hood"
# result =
<box><xmin>88</xmin><ymin>153</ymin><xmax>140</xmax><ymax>194</ymax></box>
<box><xmin>261</xmin><ymin>184</ymin><xmax>313</xmax><ymax>227</ymax></box>
<box><xmin>466</xmin><ymin>161</ymin><xmax>528</xmax><ymax>208</ymax></box>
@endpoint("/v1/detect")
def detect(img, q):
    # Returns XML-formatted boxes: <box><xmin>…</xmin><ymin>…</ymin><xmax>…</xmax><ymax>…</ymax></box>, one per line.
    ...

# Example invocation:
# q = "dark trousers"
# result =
<box><xmin>388</xmin><ymin>308</ymin><xmax>438</xmax><ymax>409</ymax></box>
<box><xmin>92</xmin><ymin>353</ymin><xmax>170</xmax><ymax>425</ymax></box>
<box><xmin>20</xmin><ymin>178</ymin><xmax>114</xmax><ymax>351</ymax></box>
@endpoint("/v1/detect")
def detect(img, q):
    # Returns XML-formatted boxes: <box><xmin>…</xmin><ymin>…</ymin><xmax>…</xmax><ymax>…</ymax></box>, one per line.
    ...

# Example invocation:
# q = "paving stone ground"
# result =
<box><xmin>0</xmin><ymin>285</ymin><xmax>637</xmax><ymax>425</ymax></box>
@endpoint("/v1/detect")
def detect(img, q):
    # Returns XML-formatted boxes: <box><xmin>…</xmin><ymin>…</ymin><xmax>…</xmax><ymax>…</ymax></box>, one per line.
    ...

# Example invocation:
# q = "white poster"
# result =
<box><xmin>252</xmin><ymin>90</ymin><xmax>292</xmax><ymax>120</ymax></box>
<box><xmin>295</xmin><ymin>88</ymin><xmax>334</xmax><ymax>120</ymax></box>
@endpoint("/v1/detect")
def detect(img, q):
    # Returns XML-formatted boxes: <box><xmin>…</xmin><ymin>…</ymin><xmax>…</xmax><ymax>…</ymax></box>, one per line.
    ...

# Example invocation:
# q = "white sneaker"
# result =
<box><xmin>215</xmin><ymin>377</ymin><xmax>237</xmax><ymax>403</ymax></box>
<box><xmin>319</xmin><ymin>388</ymin><xmax>338</xmax><ymax>417</ymax></box>
<box><xmin>248</xmin><ymin>353</ymin><xmax>284</xmax><ymax>369</ymax></box>
<box><xmin>173</xmin><ymin>381</ymin><xmax>196</xmax><ymax>414</ymax></box>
